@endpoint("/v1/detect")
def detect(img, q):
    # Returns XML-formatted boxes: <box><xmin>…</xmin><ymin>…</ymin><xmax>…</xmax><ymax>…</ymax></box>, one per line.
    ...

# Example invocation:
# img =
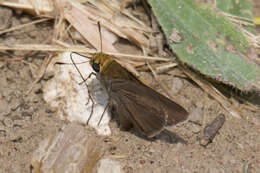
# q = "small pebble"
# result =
<box><xmin>0</xmin><ymin>98</ymin><xmax>9</xmax><ymax>114</ymax></box>
<box><xmin>21</xmin><ymin>111</ymin><xmax>33</xmax><ymax>118</ymax></box>
<box><xmin>10</xmin><ymin>98</ymin><xmax>21</xmax><ymax>111</ymax></box>
<box><xmin>139</xmin><ymin>160</ymin><xmax>145</xmax><ymax>164</ymax></box>
<box><xmin>251</xmin><ymin>116</ymin><xmax>260</xmax><ymax>126</ymax></box>
<box><xmin>45</xmin><ymin>106</ymin><xmax>57</xmax><ymax>113</ymax></box>
<box><xmin>8</xmin><ymin>131</ymin><xmax>21</xmax><ymax>141</ymax></box>
<box><xmin>13</xmin><ymin>120</ymin><xmax>25</xmax><ymax>127</ymax></box>
<box><xmin>33</xmin><ymin>83</ymin><xmax>42</xmax><ymax>94</ymax></box>
<box><xmin>0</xmin><ymin>110</ymin><xmax>10</xmax><ymax>121</ymax></box>
<box><xmin>32</xmin><ymin>96</ymin><xmax>39</xmax><ymax>103</ymax></box>
<box><xmin>0</xmin><ymin>124</ymin><xmax>7</xmax><ymax>132</ymax></box>
<box><xmin>20</xmin><ymin>16</ymin><xmax>30</xmax><ymax>23</ymax></box>
<box><xmin>97</xmin><ymin>158</ymin><xmax>123</xmax><ymax>173</ymax></box>
<box><xmin>191</xmin><ymin>124</ymin><xmax>201</xmax><ymax>134</ymax></box>
<box><xmin>43</xmin><ymin>71</ymin><xmax>55</xmax><ymax>80</ymax></box>
<box><xmin>171</xmin><ymin>77</ymin><xmax>184</xmax><ymax>95</ymax></box>
<box><xmin>189</xmin><ymin>107</ymin><xmax>203</xmax><ymax>125</ymax></box>
<box><xmin>3</xmin><ymin>117</ymin><xmax>13</xmax><ymax>128</ymax></box>
<box><xmin>29</xmin><ymin>30</ymin><xmax>38</xmax><ymax>38</ymax></box>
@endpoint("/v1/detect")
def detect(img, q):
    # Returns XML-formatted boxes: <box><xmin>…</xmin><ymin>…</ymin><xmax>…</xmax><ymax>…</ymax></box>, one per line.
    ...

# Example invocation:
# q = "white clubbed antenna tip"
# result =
<box><xmin>42</xmin><ymin>52</ymin><xmax>111</xmax><ymax>135</ymax></box>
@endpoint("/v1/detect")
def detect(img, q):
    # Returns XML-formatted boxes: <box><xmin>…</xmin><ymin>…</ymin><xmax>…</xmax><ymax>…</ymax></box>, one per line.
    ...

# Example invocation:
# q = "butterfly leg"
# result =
<box><xmin>97</xmin><ymin>103</ymin><xmax>109</xmax><ymax>126</ymax></box>
<box><xmin>78</xmin><ymin>72</ymin><xmax>96</xmax><ymax>85</ymax></box>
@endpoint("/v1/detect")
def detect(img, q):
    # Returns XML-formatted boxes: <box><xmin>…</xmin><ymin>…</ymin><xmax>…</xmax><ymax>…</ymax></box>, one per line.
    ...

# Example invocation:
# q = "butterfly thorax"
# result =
<box><xmin>90</xmin><ymin>52</ymin><xmax>141</xmax><ymax>90</ymax></box>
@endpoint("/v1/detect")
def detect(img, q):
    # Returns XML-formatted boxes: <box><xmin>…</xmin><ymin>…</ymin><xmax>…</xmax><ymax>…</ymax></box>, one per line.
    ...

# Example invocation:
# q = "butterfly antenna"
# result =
<box><xmin>97</xmin><ymin>21</ymin><xmax>103</xmax><ymax>53</ymax></box>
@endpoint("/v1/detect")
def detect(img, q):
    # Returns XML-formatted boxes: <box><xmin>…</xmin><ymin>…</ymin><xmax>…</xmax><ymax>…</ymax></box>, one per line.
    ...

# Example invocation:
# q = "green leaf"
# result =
<box><xmin>148</xmin><ymin>0</ymin><xmax>260</xmax><ymax>91</ymax></box>
<box><xmin>217</xmin><ymin>0</ymin><xmax>254</xmax><ymax>31</ymax></box>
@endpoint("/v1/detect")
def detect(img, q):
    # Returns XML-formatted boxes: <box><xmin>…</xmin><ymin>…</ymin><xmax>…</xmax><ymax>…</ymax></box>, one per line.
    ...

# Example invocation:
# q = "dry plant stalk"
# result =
<box><xmin>182</xmin><ymin>67</ymin><xmax>242</xmax><ymax>119</ymax></box>
<box><xmin>0</xmin><ymin>0</ymin><xmax>54</xmax><ymax>16</ymax></box>
<box><xmin>0</xmin><ymin>18</ymin><xmax>50</xmax><ymax>35</ymax></box>
<box><xmin>0</xmin><ymin>44</ymin><xmax>169</xmax><ymax>61</ymax></box>
<box><xmin>221</xmin><ymin>11</ymin><xmax>254</xmax><ymax>26</ymax></box>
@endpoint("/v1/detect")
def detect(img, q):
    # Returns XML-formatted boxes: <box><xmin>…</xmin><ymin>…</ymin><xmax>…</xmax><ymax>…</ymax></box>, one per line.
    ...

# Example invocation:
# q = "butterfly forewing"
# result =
<box><xmin>108</xmin><ymin>79</ymin><xmax>188</xmax><ymax>138</ymax></box>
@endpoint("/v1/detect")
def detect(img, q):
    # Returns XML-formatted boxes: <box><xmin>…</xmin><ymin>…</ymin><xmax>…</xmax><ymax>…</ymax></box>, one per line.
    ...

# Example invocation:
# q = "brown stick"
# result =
<box><xmin>200</xmin><ymin>114</ymin><xmax>226</xmax><ymax>146</ymax></box>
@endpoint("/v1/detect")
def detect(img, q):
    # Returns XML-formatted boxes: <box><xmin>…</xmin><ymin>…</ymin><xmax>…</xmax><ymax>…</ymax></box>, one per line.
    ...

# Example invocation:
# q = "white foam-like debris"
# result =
<box><xmin>43</xmin><ymin>52</ymin><xmax>110</xmax><ymax>135</ymax></box>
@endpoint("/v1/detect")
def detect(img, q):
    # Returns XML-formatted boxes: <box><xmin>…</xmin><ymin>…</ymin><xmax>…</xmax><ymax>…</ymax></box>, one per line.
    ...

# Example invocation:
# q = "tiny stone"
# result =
<box><xmin>149</xmin><ymin>148</ymin><xmax>155</xmax><ymax>153</ymax></box>
<box><xmin>0</xmin><ymin>98</ymin><xmax>9</xmax><ymax>114</ymax></box>
<box><xmin>191</xmin><ymin>124</ymin><xmax>201</xmax><ymax>134</ymax></box>
<box><xmin>10</xmin><ymin>98</ymin><xmax>21</xmax><ymax>111</ymax></box>
<box><xmin>139</xmin><ymin>160</ymin><xmax>145</xmax><ymax>164</ymax></box>
<box><xmin>43</xmin><ymin>71</ymin><xmax>55</xmax><ymax>80</ymax></box>
<box><xmin>13</xmin><ymin>120</ymin><xmax>25</xmax><ymax>127</ymax></box>
<box><xmin>200</xmin><ymin>138</ymin><xmax>209</xmax><ymax>146</ymax></box>
<box><xmin>8</xmin><ymin>130</ymin><xmax>21</xmax><ymax>141</ymax></box>
<box><xmin>172</xmin><ymin>142</ymin><xmax>184</xmax><ymax>152</ymax></box>
<box><xmin>2</xmin><ymin>89</ymin><xmax>12</xmax><ymax>102</ymax></box>
<box><xmin>29</xmin><ymin>30</ymin><xmax>38</xmax><ymax>38</ymax></box>
<box><xmin>0</xmin><ymin>61</ymin><xmax>5</xmax><ymax>69</ymax></box>
<box><xmin>251</xmin><ymin>116</ymin><xmax>260</xmax><ymax>126</ymax></box>
<box><xmin>0</xmin><ymin>123</ymin><xmax>7</xmax><ymax>132</ymax></box>
<box><xmin>3</xmin><ymin>117</ymin><xmax>13</xmax><ymax>128</ymax></box>
<box><xmin>20</xmin><ymin>16</ymin><xmax>30</xmax><ymax>23</ymax></box>
<box><xmin>0</xmin><ymin>110</ymin><xmax>10</xmax><ymax>121</ymax></box>
<box><xmin>222</xmin><ymin>152</ymin><xmax>236</xmax><ymax>164</ymax></box>
<box><xmin>45</xmin><ymin>106</ymin><xmax>57</xmax><ymax>113</ymax></box>
<box><xmin>189</xmin><ymin>107</ymin><xmax>203</xmax><ymax>125</ymax></box>
<box><xmin>123</xmin><ymin>166</ymin><xmax>133</xmax><ymax>173</ymax></box>
<box><xmin>23</xmin><ymin>103</ymin><xmax>30</xmax><ymax>110</ymax></box>
<box><xmin>33</xmin><ymin>83</ymin><xmax>42</xmax><ymax>94</ymax></box>
<box><xmin>21</xmin><ymin>111</ymin><xmax>32</xmax><ymax>118</ymax></box>
<box><xmin>195</xmin><ymin>100</ymin><xmax>204</xmax><ymax>108</ymax></box>
<box><xmin>171</xmin><ymin>77</ymin><xmax>184</xmax><ymax>95</ymax></box>
<box><xmin>32</xmin><ymin>96</ymin><xmax>39</xmax><ymax>103</ymax></box>
<box><xmin>97</xmin><ymin>158</ymin><xmax>123</xmax><ymax>173</ymax></box>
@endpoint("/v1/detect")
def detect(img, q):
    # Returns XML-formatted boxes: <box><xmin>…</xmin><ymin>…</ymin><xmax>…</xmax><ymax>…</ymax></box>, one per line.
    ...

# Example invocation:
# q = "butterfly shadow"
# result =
<box><xmin>130</xmin><ymin>128</ymin><xmax>187</xmax><ymax>145</ymax></box>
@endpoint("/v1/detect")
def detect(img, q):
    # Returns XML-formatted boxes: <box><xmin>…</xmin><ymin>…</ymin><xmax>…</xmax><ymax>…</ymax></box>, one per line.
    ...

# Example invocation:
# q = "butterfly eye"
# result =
<box><xmin>93</xmin><ymin>62</ymin><xmax>100</xmax><ymax>72</ymax></box>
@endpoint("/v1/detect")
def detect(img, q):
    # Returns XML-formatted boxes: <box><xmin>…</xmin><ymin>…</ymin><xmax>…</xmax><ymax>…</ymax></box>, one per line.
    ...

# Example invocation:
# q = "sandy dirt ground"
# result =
<box><xmin>0</xmin><ymin>1</ymin><xmax>260</xmax><ymax>173</ymax></box>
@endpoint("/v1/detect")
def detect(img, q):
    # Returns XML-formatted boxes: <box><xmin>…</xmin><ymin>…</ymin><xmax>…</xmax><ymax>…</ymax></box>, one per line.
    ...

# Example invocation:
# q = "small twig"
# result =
<box><xmin>0</xmin><ymin>1</ymin><xmax>53</xmax><ymax>15</ymax></box>
<box><xmin>0</xmin><ymin>36</ymin><xmax>52</xmax><ymax>62</ymax></box>
<box><xmin>221</xmin><ymin>11</ymin><xmax>254</xmax><ymax>23</ymax></box>
<box><xmin>155</xmin><ymin>63</ymin><xmax>178</xmax><ymax>73</ymax></box>
<box><xmin>0</xmin><ymin>18</ymin><xmax>51</xmax><ymax>35</ymax></box>
<box><xmin>0</xmin><ymin>56</ymin><xmax>24</xmax><ymax>62</ymax></box>
<box><xmin>0</xmin><ymin>44</ymin><xmax>95</xmax><ymax>53</ymax></box>
<box><xmin>200</xmin><ymin>114</ymin><xmax>226</xmax><ymax>146</ymax></box>
<box><xmin>227</xmin><ymin>17</ymin><xmax>254</xmax><ymax>26</ymax></box>
<box><xmin>0</xmin><ymin>44</ymin><xmax>169</xmax><ymax>61</ymax></box>
<box><xmin>52</xmin><ymin>39</ymin><xmax>72</xmax><ymax>48</ymax></box>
